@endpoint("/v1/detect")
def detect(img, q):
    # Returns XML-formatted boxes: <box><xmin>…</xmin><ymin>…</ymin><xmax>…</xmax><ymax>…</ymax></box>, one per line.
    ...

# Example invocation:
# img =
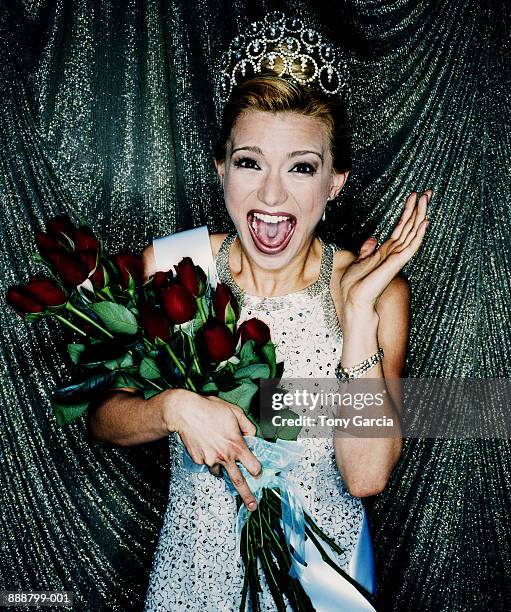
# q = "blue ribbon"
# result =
<box><xmin>181</xmin><ymin>435</ymin><xmax>376</xmax><ymax>611</ymax></box>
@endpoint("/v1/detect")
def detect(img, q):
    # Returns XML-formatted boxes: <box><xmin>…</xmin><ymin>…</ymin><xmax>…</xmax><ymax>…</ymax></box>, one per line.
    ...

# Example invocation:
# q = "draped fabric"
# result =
<box><xmin>1</xmin><ymin>1</ymin><xmax>510</xmax><ymax>610</ymax></box>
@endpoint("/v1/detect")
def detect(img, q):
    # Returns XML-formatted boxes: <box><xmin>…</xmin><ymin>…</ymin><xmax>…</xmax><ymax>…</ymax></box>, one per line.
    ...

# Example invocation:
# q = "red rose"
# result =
<box><xmin>46</xmin><ymin>215</ymin><xmax>77</xmax><ymax>240</ymax></box>
<box><xmin>203</xmin><ymin>319</ymin><xmax>236</xmax><ymax>362</ymax></box>
<box><xmin>175</xmin><ymin>257</ymin><xmax>206</xmax><ymax>297</ymax></box>
<box><xmin>214</xmin><ymin>283</ymin><xmax>239</xmax><ymax>324</ymax></box>
<box><xmin>112</xmin><ymin>253</ymin><xmax>144</xmax><ymax>289</ymax></box>
<box><xmin>151</xmin><ymin>271</ymin><xmax>173</xmax><ymax>289</ymax></box>
<box><xmin>73</xmin><ymin>227</ymin><xmax>100</xmax><ymax>253</ymax></box>
<box><xmin>237</xmin><ymin>318</ymin><xmax>271</xmax><ymax>345</ymax></box>
<box><xmin>35</xmin><ymin>231</ymin><xmax>67</xmax><ymax>259</ymax></box>
<box><xmin>78</xmin><ymin>250</ymin><xmax>105</xmax><ymax>289</ymax></box>
<box><xmin>139</xmin><ymin>302</ymin><xmax>171</xmax><ymax>341</ymax></box>
<box><xmin>48</xmin><ymin>251</ymin><xmax>90</xmax><ymax>287</ymax></box>
<box><xmin>159</xmin><ymin>282</ymin><xmax>197</xmax><ymax>324</ymax></box>
<box><xmin>6</xmin><ymin>286</ymin><xmax>44</xmax><ymax>314</ymax></box>
<box><xmin>24</xmin><ymin>278</ymin><xmax>68</xmax><ymax>307</ymax></box>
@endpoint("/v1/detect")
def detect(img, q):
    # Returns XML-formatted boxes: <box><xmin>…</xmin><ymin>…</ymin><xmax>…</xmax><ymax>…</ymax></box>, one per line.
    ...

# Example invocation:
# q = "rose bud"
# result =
<box><xmin>237</xmin><ymin>318</ymin><xmax>271</xmax><ymax>346</ymax></box>
<box><xmin>48</xmin><ymin>251</ymin><xmax>90</xmax><ymax>287</ymax></box>
<box><xmin>202</xmin><ymin>319</ymin><xmax>236</xmax><ymax>362</ymax></box>
<box><xmin>24</xmin><ymin>278</ymin><xmax>68</xmax><ymax>307</ymax></box>
<box><xmin>112</xmin><ymin>253</ymin><xmax>144</xmax><ymax>289</ymax></box>
<box><xmin>175</xmin><ymin>257</ymin><xmax>206</xmax><ymax>298</ymax></box>
<box><xmin>78</xmin><ymin>250</ymin><xmax>105</xmax><ymax>289</ymax></box>
<box><xmin>46</xmin><ymin>215</ymin><xmax>77</xmax><ymax>240</ymax></box>
<box><xmin>139</xmin><ymin>302</ymin><xmax>171</xmax><ymax>342</ymax></box>
<box><xmin>6</xmin><ymin>286</ymin><xmax>44</xmax><ymax>314</ymax></box>
<box><xmin>214</xmin><ymin>282</ymin><xmax>239</xmax><ymax>325</ymax></box>
<box><xmin>151</xmin><ymin>270</ymin><xmax>173</xmax><ymax>289</ymax></box>
<box><xmin>73</xmin><ymin>227</ymin><xmax>100</xmax><ymax>253</ymax></box>
<box><xmin>159</xmin><ymin>282</ymin><xmax>197</xmax><ymax>324</ymax></box>
<box><xmin>35</xmin><ymin>231</ymin><xmax>67</xmax><ymax>259</ymax></box>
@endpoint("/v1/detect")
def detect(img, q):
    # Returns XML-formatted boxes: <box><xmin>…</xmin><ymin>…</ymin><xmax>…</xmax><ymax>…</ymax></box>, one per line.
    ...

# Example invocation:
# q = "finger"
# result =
<box><xmin>397</xmin><ymin>194</ymin><xmax>428</xmax><ymax>251</ymax></box>
<box><xmin>224</xmin><ymin>462</ymin><xmax>257</xmax><ymax>511</ymax></box>
<box><xmin>393</xmin><ymin>190</ymin><xmax>429</xmax><ymax>251</ymax></box>
<box><xmin>393</xmin><ymin>206</ymin><xmax>418</xmax><ymax>249</ymax></box>
<box><xmin>237</xmin><ymin>442</ymin><xmax>263</xmax><ymax>478</ymax></box>
<box><xmin>395</xmin><ymin>218</ymin><xmax>429</xmax><ymax>254</ymax></box>
<box><xmin>232</xmin><ymin>406</ymin><xmax>257</xmax><ymax>436</ymax></box>
<box><xmin>357</xmin><ymin>237</ymin><xmax>378</xmax><ymax>260</ymax></box>
<box><xmin>390</xmin><ymin>192</ymin><xmax>418</xmax><ymax>242</ymax></box>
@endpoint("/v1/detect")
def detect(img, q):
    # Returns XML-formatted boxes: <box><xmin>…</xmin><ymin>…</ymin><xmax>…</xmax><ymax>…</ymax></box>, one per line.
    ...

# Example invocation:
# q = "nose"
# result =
<box><xmin>257</xmin><ymin>167</ymin><xmax>288</xmax><ymax>208</ymax></box>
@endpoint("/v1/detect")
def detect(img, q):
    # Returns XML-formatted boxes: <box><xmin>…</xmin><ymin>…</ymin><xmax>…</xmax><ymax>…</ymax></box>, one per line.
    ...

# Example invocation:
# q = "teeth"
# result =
<box><xmin>252</xmin><ymin>212</ymin><xmax>291</xmax><ymax>224</ymax></box>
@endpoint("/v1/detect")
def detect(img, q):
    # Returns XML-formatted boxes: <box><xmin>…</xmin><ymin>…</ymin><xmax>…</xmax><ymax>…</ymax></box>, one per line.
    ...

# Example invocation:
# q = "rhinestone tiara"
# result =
<box><xmin>213</xmin><ymin>11</ymin><xmax>350</xmax><ymax>121</ymax></box>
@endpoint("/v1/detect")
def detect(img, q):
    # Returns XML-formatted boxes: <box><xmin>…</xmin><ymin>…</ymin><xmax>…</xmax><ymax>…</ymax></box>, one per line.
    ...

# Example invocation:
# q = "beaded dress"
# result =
<box><xmin>143</xmin><ymin>229</ymin><xmax>375</xmax><ymax>611</ymax></box>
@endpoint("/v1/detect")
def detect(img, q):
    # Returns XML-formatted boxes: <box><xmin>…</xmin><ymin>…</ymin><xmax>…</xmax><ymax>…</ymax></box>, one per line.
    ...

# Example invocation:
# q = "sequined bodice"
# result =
<box><xmin>144</xmin><ymin>232</ymin><xmax>366</xmax><ymax>612</ymax></box>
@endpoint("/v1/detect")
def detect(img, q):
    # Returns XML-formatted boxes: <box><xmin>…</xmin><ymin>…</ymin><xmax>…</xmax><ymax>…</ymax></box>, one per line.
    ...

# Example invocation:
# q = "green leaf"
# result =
<box><xmin>79</xmin><ymin>336</ymin><xmax>140</xmax><ymax>365</ymax></box>
<box><xmin>139</xmin><ymin>356</ymin><xmax>162</xmax><ymax>380</ymax></box>
<box><xmin>275</xmin><ymin>360</ymin><xmax>285</xmax><ymax>379</ymax></box>
<box><xmin>260</xmin><ymin>342</ymin><xmax>277</xmax><ymax>378</ymax></box>
<box><xmin>104</xmin><ymin>353</ymin><xmax>134</xmax><ymax>370</ymax></box>
<box><xmin>67</xmin><ymin>343</ymin><xmax>86</xmax><ymax>365</ymax></box>
<box><xmin>32</xmin><ymin>252</ymin><xmax>46</xmax><ymax>264</ymax></box>
<box><xmin>225</xmin><ymin>302</ymin><xmax>237</xmax><ymax>327</ymax></box>
<box><xmin>259</xmin><ymin>415</ymin><xmax>279</xmax><ymax>439</ymax></box>
<box><xmin>238</xmin><ymin>340</ymin><xmax>259</xmax><ymax>366</ymax></box>
<box><xmin>91</xmin><ymin>302</ymin><xmax>138</xmax><ymax>335</ymax></box>
<box><xmin>112</xmin><ymin>373</ymin><xmax>140</xmax><ymax>389</ymax></box>
<box><xmin>218</xmin><ymin>380</ymin><xmax>259</xmax><ymax>412</ymax></box>
<box><xmin>275</xmin><ymin>408</ymin><xmax>302</xmax><ymax>441</ymax></box>
<box><xmin>52</xmin><ymin>400</ymin><xmax>90</xmax><ymax>426</ymax></box>
<box><xmin>201</xmin><ymin>380</ymin><xmax>219</xmax><ymax>393</ymax></box>
<box><xmin>233</xmin><ymin>363</ymin><xmax>270</xmax><ymax>380</ymax></box>
<box><xmin>52</xmin><ymin>371</ymin><xmax>119</xmax><ymax>404</ymax></box>
<box><xmin>143</xmin><ymin>388</ymin><xmax>161</xmax><ymax>400</ymax></box>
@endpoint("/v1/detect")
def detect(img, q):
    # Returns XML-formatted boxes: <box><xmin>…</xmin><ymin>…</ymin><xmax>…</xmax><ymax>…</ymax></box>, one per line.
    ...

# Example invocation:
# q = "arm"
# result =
<box><xmin>334</xmin><ymin>189</ymin><xmax>430</xmax><ymax>497</ymax></box>
<box><xmin>334</xmin><ymin>276</ymin><xmax>409</xmax><ymax>497</ymax></box>
<box><xmin>87</xmin><ymin>243</ymin><xmax>263</xmax><ymax>511</ymax></box>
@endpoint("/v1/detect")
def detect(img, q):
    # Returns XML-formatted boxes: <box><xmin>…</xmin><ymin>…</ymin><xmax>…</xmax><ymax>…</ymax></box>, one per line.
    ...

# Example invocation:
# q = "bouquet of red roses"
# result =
<box><xmin>6</xmin><ymin>215</ymin><xmax>287</xmax><ymax>431</ymax></box>
<box><xmin>6</xmin><ymin>215</ymin><xmax>376</xmax><ymax>612</ymax></box>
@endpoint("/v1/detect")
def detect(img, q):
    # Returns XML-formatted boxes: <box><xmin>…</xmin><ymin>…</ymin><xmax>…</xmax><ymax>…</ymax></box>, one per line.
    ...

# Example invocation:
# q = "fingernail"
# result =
<box><xmin>248</xmin><ymin>501</ymin><xmax>257</xmax><ymax>511</ymax></box>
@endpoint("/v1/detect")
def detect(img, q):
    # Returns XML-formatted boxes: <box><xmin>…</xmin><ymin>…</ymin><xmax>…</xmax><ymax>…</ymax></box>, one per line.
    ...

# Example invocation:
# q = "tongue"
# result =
<box><xmin>255</xmin><ymin>218</ymin><xmax>291</xmax><ymax>246</ymax></box>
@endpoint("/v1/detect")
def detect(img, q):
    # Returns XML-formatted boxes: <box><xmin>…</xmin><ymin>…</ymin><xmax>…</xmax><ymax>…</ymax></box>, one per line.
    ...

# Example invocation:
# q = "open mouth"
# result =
<box><xmin>247</xmin><ymin>210</ymin><xmax>297</xmax><ymax>254</ymax></box>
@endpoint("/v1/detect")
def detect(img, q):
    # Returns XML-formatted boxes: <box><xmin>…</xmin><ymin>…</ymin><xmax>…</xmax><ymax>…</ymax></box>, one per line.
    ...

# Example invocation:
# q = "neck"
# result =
<box><xmin>230</xmin><ymin>235</ymin><xmax>322</xmax><ymax>298</ymax></box>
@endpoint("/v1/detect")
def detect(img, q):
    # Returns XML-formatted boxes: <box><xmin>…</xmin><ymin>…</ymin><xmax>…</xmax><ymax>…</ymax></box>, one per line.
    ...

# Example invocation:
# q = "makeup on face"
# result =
<box><xmin>222</xmin><ymin>111</ymin><xmax>334</xmax><ymax>265</ymax></box>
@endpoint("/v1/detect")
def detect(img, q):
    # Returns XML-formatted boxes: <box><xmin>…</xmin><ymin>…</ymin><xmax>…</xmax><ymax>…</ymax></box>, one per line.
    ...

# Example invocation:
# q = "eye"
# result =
<box><xmin>291</xmin><ymin>162</ymin><xmax>317</xmax><ymax>175</ymax></box>
<box><xmin>233</xmin><ymin>156</ymin><xmax>260</xmax><ymax>170</ymax></box>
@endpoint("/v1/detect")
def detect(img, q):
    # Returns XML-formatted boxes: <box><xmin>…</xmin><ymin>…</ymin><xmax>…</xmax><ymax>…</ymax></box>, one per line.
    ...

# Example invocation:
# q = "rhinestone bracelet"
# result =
<box><xmin>334</xmin><ymin>348</ymin><xmax>384</xmax><ymax>383</ymax></box>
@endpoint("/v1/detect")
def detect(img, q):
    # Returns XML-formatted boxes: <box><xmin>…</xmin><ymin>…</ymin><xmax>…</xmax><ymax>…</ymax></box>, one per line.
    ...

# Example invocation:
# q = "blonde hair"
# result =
<box><xmin>214</xmin><ymin>49</ymin><xmax>351</xmax><ymax>173</ymax></box>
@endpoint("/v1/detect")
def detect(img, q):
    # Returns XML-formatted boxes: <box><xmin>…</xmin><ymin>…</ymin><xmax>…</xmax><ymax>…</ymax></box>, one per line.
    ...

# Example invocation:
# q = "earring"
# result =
<box><xmin>322</xmin><ymin>197</ymin><xmax>331</xmax><ymax>222</ymax></box>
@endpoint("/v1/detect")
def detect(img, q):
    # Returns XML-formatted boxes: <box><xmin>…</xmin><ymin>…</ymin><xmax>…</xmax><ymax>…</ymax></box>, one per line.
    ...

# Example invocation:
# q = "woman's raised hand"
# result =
<box><xmin>161</xmin><ymin>389</ymin><xmax>262</xmax><ymax>511</ymax></box>
<box><xmin>339</xmin><ymin>190</ymin><xmax>432</xmax><ymax>309</ymax></box>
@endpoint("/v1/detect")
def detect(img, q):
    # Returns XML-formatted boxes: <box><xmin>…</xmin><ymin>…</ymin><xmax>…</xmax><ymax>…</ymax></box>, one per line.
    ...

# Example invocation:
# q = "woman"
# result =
<box><xmin>88</xmin><ymin>12</ymin><xmax>430</xmax><ymax>611</ymax></box>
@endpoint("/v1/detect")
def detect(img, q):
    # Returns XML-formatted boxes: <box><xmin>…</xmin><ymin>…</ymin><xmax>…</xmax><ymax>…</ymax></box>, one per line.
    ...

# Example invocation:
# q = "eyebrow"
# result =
<box><xmin>230</xmin><ymin>145</ymin><xmax>324</xmax><ymax>162</ymax></box>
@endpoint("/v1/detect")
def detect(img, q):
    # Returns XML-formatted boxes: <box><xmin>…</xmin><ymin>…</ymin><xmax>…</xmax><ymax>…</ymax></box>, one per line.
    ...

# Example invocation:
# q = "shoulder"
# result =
<box><xmin>331</xmin><ymin>245</ymin><xmax>357</xmax><ymax>273</ymax></box>
<box><xmin>375</xmin><ymin>274</ymin><xmax>410</xmax><ymax>315</ymax></box>
<box><xmin>142</xmin><ymin>231</ymin><xmax>229</xmax><ymax>280</ymax></box>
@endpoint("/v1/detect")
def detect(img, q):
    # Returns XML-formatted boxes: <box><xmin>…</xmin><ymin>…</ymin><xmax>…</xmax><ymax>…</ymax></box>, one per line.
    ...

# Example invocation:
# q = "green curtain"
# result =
<box><xmin>1</xmin><ymin>1</ymin><xmax>510</xmax><ymax>610</ymax></box>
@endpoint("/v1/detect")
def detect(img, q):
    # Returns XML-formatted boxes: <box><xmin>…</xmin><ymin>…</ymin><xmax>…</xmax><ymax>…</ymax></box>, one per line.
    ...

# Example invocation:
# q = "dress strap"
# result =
<box><xmin>152</xmin><ymin>225</ymin><xmax>218</xmax><ymax>288</ymax></box>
